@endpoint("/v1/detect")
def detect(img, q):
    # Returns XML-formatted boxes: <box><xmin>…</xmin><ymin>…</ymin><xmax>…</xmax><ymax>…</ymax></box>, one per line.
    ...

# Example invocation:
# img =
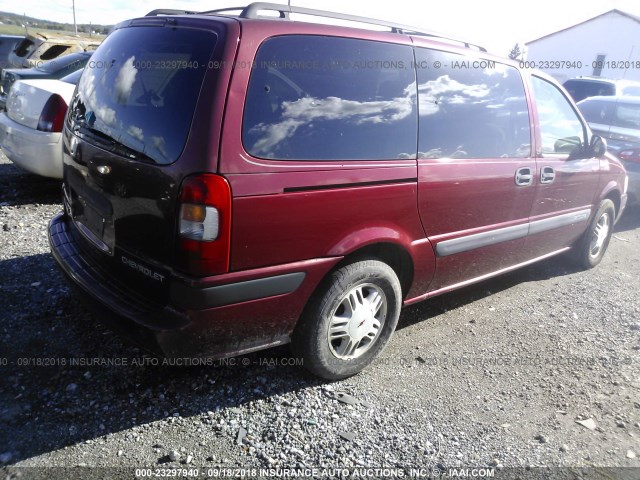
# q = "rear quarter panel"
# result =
<box><xmin>219</xmin><ymin>22</ymin><xmax>435</xmax><ymax>298</ymax></box>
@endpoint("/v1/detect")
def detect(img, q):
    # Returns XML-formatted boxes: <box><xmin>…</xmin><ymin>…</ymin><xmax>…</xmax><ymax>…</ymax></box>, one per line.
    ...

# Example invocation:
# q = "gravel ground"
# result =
<box><xmin>0</xmin><ymin>150</ymin><xmax>639</xmax><ymax>480</ymax></box>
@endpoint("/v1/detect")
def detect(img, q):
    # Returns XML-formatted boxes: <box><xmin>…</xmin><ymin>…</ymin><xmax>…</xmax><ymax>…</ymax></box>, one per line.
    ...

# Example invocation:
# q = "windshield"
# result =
<box><xmin>68</xmin><ymin>26</ymin><xmax>217</xmax><ymax>165</ymax></box>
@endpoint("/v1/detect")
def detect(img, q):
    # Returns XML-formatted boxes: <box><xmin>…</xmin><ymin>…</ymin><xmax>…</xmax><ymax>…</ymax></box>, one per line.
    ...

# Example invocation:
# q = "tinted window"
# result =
<box><xmin>14</xmin><ymin>39</ymin><xmax>35</xmax><ymax>57</ymax></box>
<box><xmin>563</xmin><ymin>80</ymin><xmax>614</xmax><ymax>103</ymax></box>
<box><xmin>69</xmin><ymin>27</ymin><xmax>217</xmax><ymax>165</ymax></box>
<box><xmin>40</xmin><ymin>44</ymin><xmax>71</xmax><ymax>61</ymax></box>
<box><xmin>532</xmin><ymin>76</ymin><xmax>585</xmax><ymax>155</ymax></box>
<box><xmin>243</xmin><ymin>35</ymin><xmax>417</xmax><ymax>160</ymax></box>
<box><xmin>414</xmin><ymin>49</ymin><xmax>530</xmax><ymax>159</ymax></box>
<box><xmin>612</xmin><ymin>103</ymin><xmax>640</xmax><ymax>129</ymax></box>
<box><xmin>0</xmin><ymin>37</ymin><xmax>22</xmax><ymax>60</ymax></box>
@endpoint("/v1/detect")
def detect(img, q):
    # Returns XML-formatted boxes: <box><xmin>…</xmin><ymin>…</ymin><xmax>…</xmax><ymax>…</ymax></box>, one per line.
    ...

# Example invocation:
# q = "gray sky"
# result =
<box><xmin>6</xmin><ymin>0</ymin><xmax>640</xmax><ymax>56</ymax></box>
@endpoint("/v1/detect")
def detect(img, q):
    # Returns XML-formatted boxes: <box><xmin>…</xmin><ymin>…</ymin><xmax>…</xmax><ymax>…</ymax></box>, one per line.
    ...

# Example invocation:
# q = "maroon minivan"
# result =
<box><xmin>49</xmin><ymin>3</ymin><xmax>628</xmax><ymax>379</ymax></box>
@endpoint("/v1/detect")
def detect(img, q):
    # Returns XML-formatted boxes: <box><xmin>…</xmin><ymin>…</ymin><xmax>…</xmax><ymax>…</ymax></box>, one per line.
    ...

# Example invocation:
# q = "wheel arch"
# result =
<box><xmin>600</xmin><ymin>181</ymin><xmax>623</xmax><ymax>221</ymax></box>
<box><xmin>332</xmin><ymin>242</ymin><xmax>415</xmax><ymax>299</ymax></box>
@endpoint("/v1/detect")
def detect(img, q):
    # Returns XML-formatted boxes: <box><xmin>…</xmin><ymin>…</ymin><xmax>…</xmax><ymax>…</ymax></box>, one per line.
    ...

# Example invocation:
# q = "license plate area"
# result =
<box><xmin>72</xmin><ymin>194</ymin><xmax>115</xmax><ymax>255</ymax></box>
<box><xmin>82</xmin><ymin>203</ymin><xmax>105</xmax><ymax>238</ymax></box>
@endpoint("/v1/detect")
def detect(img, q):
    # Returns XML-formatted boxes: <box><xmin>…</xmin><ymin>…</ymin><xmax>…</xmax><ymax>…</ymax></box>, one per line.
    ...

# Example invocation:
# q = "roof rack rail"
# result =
<box><xmin>203</xmin><ymin>5</ymin><xmax>288</xmax><ymax>18</ymax></box>
<box><xmin>204</xmin><ymin>2</ymin><xmax>486</xmax><ymax>51</ymax></box>
<box><xmin>146</xmin><ymin>3</ymin><xmax>486</xmax><ymax>51</ymax></box>
<box><xmin>145</xmin><ymin>9</ymin><xmax>199</xmax><ymax>16</ymax></box>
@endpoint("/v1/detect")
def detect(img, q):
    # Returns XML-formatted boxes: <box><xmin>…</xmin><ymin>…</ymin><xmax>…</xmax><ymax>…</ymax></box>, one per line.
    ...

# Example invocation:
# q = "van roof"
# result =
<box><xmin>144</xmin><ymin>1</ymin><xmax>488</xmax><ymax>53</ymax></box>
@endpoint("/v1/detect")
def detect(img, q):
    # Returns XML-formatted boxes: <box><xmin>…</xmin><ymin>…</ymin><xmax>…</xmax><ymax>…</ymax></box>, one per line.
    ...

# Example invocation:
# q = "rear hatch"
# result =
<box><xmin>62</xmin><ymin>18</ymin><xmax>230</xmax><ymax>302</ymax></box>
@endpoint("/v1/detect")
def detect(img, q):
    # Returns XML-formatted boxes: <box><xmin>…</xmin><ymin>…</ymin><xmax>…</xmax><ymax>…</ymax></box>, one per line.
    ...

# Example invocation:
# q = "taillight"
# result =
<box><xmin>37</xmin><ymin>94</ymin><xmax>67</xmax><ymax>133</ymax></box>
<box><xmin>176</xmin><ymin>174</ymin><xmax>232</xmax><ymax>276</ymax></box>
<box><xmin>618</xmin><ymin>150</ymin><xmax>640</xmax><ymax>164</ymax></box>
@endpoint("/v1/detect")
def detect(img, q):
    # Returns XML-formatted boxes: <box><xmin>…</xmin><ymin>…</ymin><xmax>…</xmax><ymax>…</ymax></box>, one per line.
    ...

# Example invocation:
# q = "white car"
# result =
<box><xmin>0</xmin><ymin>69</ymin><xmax>81</xmax><ymax>179</ymax></box>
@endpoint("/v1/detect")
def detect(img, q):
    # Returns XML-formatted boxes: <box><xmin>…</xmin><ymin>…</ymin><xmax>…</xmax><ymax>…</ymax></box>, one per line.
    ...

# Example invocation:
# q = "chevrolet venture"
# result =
<box><xmin>49</xmin><ymin>3</ymin><xmax>628</xmax><ymax>379</ymax></box>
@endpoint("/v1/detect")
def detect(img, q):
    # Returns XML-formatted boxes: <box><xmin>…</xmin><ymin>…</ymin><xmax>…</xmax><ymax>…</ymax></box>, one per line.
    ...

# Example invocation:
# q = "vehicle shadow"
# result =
<box><xmin>0</xmin><ymin>247</ymin><xmax>615</xmax><ymax>464</ymax></box>
<box><xmin>0</xmin><ymin>163</ymin><xmax>61</xmax><ymax>207</ymax></box>
<box><xmin>397</xmin><ymin>253</ymin><xmax>582</xmax><ymax>331</ymax></box>
<box><xmin>614</xmin><ymin>204</ymin><xmax>640</xmax><ymax>233</ymax></box>
<box><xmin>0</xmin><ymin>253</ymin><xmax>321</xmax><ymax>465</ymax></box>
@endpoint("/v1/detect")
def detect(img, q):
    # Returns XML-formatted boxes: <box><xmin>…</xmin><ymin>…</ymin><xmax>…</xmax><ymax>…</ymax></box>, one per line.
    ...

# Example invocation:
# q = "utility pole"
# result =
<box><xmin>72</xmin><ymin>0</ymin><xmax>77</xmax><ymax>34</ymax></box>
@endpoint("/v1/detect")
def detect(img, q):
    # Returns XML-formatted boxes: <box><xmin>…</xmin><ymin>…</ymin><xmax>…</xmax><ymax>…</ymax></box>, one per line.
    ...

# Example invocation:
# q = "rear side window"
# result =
<box><xmin>69</xmin><ymin>26</ymin><xmax>217</xmax><ymax>165</ymax></box>
<box><xmin>414</xmin><ymin>48</ymin><xmax>531</xmax><ymax>159</ymax></box>
<box><xmin>243</xmin><ymin>35</ymin><xmax>417</xmax><ymax>161</ymax></box>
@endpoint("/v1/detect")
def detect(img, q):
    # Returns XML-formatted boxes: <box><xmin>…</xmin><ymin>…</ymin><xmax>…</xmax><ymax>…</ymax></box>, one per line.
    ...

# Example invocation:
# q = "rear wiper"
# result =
<box><xmin>75</xmin><ymin>125</ymin><xmax>117</xmax><ymax>147</ymax></box>
<box><xmin>75</xmin><ymin>126</ymin><xmax>155</xmax><ymax>163</ymax></box>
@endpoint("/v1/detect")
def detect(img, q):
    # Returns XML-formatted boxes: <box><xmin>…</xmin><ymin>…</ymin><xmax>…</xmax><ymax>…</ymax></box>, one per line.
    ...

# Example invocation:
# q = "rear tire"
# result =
<box><xmin>292</xmin><ymin>259</ymin><xmax>402</xmax><ymax>380</ymax></box>
<box><xmin>572</xmin><ymin>199</ymin><xmax>615</xmax><ymax>269</ymax></box>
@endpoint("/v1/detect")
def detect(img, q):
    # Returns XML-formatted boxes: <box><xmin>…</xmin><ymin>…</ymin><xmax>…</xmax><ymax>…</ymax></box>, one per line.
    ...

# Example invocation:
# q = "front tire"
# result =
<box><xmin>573</xmin><ymin>199</ymin><xmax>615</xmax><ymax>269</ymax></box>
<box><xmin>292</xmin><ymin>259</ymin><xmax>402</xmax><ymax>380</ymax></box>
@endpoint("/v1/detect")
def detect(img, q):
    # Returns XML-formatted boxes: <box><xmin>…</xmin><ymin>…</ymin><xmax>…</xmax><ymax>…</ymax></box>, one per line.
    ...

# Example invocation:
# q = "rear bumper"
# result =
<box><xmin>49</xmin><ymin>212</ymin><xmax>340</xmax><ymax>359</ymax></box>
<box><xmin>0</xmin><ymin>111</ymin><xmax>63</xmax><ymax>178</ymax></box>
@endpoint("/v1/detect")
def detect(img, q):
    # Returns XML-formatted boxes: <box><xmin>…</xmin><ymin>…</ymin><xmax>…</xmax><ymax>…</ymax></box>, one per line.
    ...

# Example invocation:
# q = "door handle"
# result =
<box><xmin>540</xmin><ymin>166</ymin><xmax>555</xmax><ymax>184</ymax></box>
<box><xmin>515</xmin><ymin>167</ymin><xmax>533</xmax><ymax>186</ymax></box>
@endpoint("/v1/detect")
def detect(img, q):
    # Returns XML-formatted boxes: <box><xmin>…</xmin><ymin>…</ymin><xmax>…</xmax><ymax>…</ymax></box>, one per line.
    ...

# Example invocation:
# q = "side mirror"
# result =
<box><xmin>590</xmin><ymin>135</ymin><xmax>607</xmax><ymax>157</ymax></box>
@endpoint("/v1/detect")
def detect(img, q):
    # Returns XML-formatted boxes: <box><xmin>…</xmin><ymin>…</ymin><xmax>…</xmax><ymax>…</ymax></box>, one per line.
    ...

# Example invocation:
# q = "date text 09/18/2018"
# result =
<box><xmin>520</xmin><ymin>60</ymin><xmax>640</xmax><ymax>70</ymax></box>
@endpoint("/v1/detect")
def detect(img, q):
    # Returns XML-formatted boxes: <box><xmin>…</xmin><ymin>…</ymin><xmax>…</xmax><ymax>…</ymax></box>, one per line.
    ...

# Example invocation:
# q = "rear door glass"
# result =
<box><xmin>414</xmin><ymin>48</ymin><xmax>531</xmax><ymax>159</ymax></box>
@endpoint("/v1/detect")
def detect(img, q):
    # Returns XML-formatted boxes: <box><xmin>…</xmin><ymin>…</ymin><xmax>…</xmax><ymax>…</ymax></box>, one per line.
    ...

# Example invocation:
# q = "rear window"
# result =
<box><xmin>14</xmin><ymin>38</ymin><xmax>35</xmax><ymax>58</ymax></box>
<box><xmin>69</xmin><ymin>26</ymin><xmax>217</xmax><ymax>165</ymax></box>
<box><xmin>563</xmin><ymin>80</ymin><xmax>614</xmax><ymax>102</ymax></box>
<box><xmin>40</xmin><ymin>44</ymin><xmax>71</xmax><ymax>61</ymax></box>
